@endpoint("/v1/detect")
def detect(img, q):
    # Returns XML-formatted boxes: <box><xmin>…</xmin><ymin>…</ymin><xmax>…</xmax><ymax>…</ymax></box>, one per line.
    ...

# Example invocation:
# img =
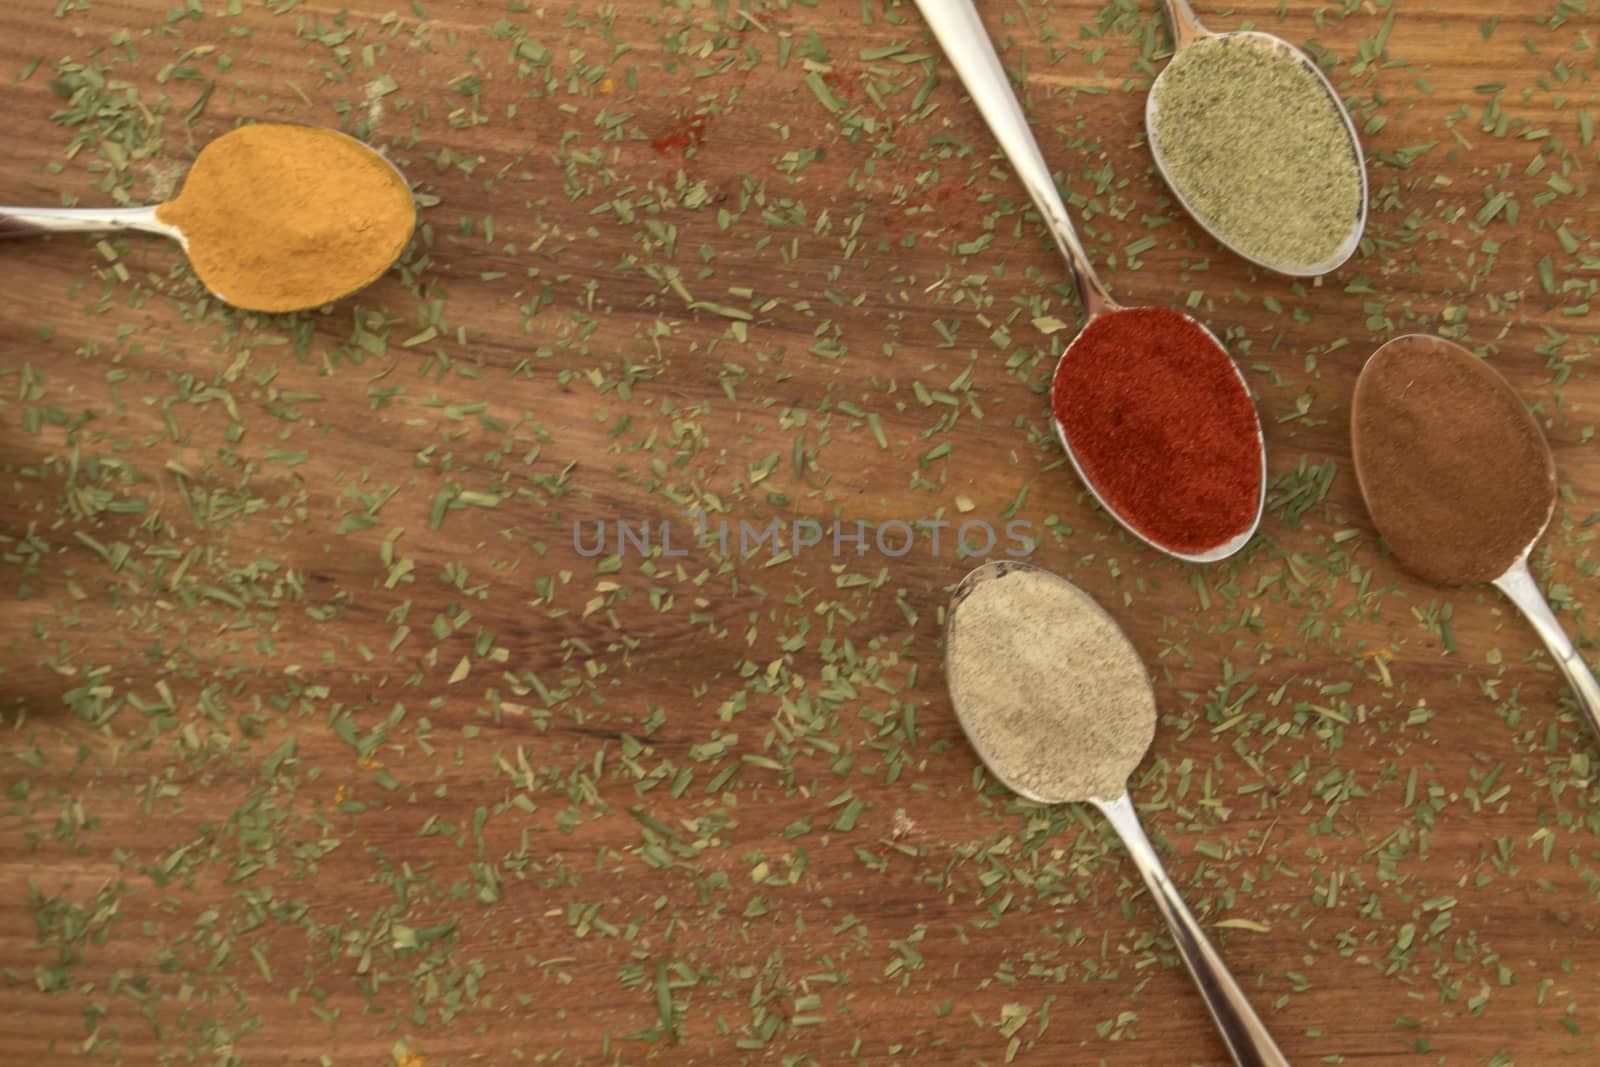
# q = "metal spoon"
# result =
<box><xmin>0</xmin><ymin>204</ymin><xmax>182</xmax><ymax>242</ymax></box>
<box><xmin>1351</xmin><ymin>335</ymin><xmax>1600</xmax><ymax>744</ymax></box>
<box><xmin>1147</xmin><ymin>0</ymin><xmax>1367</xmax><ymax>276</ymax></box>
<box><xmin>1498</xmin><ymin>551</ymin><xmax>1600</xmax><ymax>744</ymax></box>
<box><xmin>945</xmin><ymin>560</ymin><xmax>1291</xmax><ymax>1067</ymax></box>
<box><xmin>914</xmin><ymin>0</ymin><xmax>1265</xmax><ymax>563</ymax></box>
<box><xmin>0</xmin><ymin>126</ymin><xmax>412</xmax><ymax>312</ymax></box>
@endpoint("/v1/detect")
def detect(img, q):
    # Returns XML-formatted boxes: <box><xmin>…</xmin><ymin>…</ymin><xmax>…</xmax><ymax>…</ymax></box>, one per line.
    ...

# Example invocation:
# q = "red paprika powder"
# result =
<box><xmin>1049</xmin><ymin>306</ymin><xmax>1262</xmax><ymax>555</ymax></box>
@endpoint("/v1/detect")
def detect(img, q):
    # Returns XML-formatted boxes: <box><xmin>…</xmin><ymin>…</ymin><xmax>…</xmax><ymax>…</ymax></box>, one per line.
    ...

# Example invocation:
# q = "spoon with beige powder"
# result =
<box><xmin>1351</xmin><ymin>334</ymin><xmax>1600</xmax><ymax>744</ymax></box>
<box><xmin>944</xmin><ymin>561</ymin><xmax>1290</xmax><ymax>1067</ymax></box>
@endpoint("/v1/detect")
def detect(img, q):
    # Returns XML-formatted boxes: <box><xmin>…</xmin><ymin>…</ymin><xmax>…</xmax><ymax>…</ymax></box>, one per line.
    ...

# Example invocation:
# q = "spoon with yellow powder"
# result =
<box><xmin>0</xmin><ymin>123</ymin><xmax>415</xmax><ymax>313</ymax></box>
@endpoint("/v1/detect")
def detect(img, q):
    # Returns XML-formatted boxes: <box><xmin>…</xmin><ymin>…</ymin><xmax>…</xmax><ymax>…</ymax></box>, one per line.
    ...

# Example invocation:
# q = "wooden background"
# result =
<box><xmin>2</xmin><ymin>0</ymin><xmax>1598</xmax><ymax>1064</ymax></box>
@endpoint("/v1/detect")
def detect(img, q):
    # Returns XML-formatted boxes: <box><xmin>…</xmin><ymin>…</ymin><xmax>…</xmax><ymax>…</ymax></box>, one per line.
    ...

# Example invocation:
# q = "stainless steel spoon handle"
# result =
<box><xmin>0</xmin><ymin>204</ymin><xmax>177</xmax><ymax>240</ymax></box>
<box><xmin>1094</xmin><ymin>793</ymin><xmax>1291</xmax><ymax>1067</ymax></box>
<box><xmin>912</xmin><ymin>0</ymin><xmax>1116</xmax><ymax>318</ymax></box>
<box><xmin>1494</xmin><ymin>556</ymin><xmax>1600</xmax><ymax>744</ymax></box>
<box><xmin>1158</xmin><ymin>0</ymin><xmax>1211</xmax><ymax>50</ymax></box>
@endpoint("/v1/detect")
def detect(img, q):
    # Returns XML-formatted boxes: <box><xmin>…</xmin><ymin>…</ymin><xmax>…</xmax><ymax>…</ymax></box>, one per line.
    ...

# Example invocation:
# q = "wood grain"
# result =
<box><xmin>1</xmin><ymin>1</ymin><xmax>1598</xmax><ymax>1065</ymax></box>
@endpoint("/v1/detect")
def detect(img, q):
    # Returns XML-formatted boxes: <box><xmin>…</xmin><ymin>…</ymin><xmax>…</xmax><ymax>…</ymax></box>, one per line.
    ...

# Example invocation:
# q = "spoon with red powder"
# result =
<box><xmin>915</xmin><ymin>0</ymin><xmax>1265</xmax><ymax>562</ymax></box>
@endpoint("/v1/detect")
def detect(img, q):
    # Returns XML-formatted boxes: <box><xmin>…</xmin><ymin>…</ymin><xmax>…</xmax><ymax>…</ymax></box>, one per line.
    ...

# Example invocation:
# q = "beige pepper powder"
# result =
<box><xmin>945</xmin><ymin>565</ymin><xmax>1156</xmax><ymax>803</ymax></box>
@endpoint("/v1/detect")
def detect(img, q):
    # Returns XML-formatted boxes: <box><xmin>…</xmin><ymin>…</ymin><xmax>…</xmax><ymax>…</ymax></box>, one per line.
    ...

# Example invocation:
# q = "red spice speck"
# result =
<box><xmin>651</xmin><ymin>113</ymin><xmax>708</xmax><ymax>154</ymax></box>
<box><xmin>1049</xmin><ymin>306</ymin><xmax>1262</xmax><ymax>554</ymax></box>
<box><xmin>891</xmin><ymin>182</ymin><xmax>982</xmax><ymax>239</ymax></box>
<box><xmin>821</xmin><ymin>63</ymin><xmax>866</xmax><ymax>102</ymax></box>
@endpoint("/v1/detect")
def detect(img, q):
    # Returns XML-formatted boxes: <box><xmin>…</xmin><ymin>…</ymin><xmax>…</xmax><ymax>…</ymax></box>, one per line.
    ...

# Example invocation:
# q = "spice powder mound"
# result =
<box><xmin>157</xmin><ymin>123</ymin><xmax>416</xmax><ymax>313</ymax></box>
<box><xmin>1150</xmin><ymin>34</ymin><xmax>1362</xmax><ymax>272</ymax></box>
<box><xmin>945</xmin><ymin>565</ymin><xmax>1156</xmax><ymax>804</ymax></box>
<box><xmin>1351</xmin><ymin>335</ymin><xmax>1556</xmax><ymax>586</ymax></box>
<box><xmin>1050</xmin><ymin>306</ymin><xmax>1262</xmax><ymax>555</ymax></box>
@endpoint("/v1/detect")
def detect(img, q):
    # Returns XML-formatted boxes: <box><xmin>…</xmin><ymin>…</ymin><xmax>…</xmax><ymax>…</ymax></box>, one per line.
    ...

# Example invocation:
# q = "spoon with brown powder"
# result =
<box><xmin>945</xmin><ymin>561</ymin><xmax>1291</xmax><ymax>1067</ymax></box>
<box><xmin>1351</xmin><ymin>334</ymin><xmax>1600</xmax><ymax>744</ymax></box>
<box><xmin>0</xmin><ymin>123</ymin><xmax>415</xmax><ymax>313</ymax></box>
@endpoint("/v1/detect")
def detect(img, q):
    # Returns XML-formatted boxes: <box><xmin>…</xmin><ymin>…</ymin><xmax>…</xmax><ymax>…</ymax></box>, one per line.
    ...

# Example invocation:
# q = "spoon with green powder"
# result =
<box><xmin>1351</xmin><ymin>335</ymin><xmax>1600</xmax><ymax>744</ymax></box>
<box><xmin>945</xmin><ymin>561</ymin><xmax>1292</xmax><ymax>1067</ymax></box>
<box><xmin>1146</xmin><ymin>1</ymin><xmax>1367</xmax><ymax>276</ymax></box>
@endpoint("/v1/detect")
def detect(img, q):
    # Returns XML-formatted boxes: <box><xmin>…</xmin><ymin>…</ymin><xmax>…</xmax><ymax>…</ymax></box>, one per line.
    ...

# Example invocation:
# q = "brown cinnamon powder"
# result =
<box><xmin>1351</xmin><ymin>335</ymin><xmax>1555</xmax><ymax>585</ymax></box>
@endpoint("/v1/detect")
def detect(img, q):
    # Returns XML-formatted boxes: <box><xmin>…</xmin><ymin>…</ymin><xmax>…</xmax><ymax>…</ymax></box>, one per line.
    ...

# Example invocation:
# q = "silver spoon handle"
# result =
<box><xmin>0</xmin><ymin>204</ymin><xmax>176</xmax><ymax>240</ymax></box>
<box><xmin>912</xmin><ymin>0</ymin><xmax>1116</xmax><ymax>318</ymax></box>
<box><xmin>1094</xmin><ymin>793</ymin><xmax>1291</xmax><ymax>1067</ymax></box>
<box><xmin>1158</xmin><ymin>0</ymin><xmax>1211</xmax><ymax>50</ymax></box>
<box><xmin>1494</xmin><ymin>557</ymin><xmax>1600</xmax><ymax>744</ymax></box>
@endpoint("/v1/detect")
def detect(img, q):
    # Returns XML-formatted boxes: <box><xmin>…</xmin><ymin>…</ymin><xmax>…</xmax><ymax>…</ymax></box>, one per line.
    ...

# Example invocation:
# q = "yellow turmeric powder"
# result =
<box><xmin>157</xmin><ymin>124</ymin><xmax>415</xmax><ymax>313</ymax></box>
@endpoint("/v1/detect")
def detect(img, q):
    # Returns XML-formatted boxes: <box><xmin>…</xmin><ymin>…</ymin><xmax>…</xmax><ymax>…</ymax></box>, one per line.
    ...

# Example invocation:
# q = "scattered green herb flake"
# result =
<box><xmin>5</xmin><ymin>5</ymin><xmax>1599</xmax><ymax>1065</ymax></box>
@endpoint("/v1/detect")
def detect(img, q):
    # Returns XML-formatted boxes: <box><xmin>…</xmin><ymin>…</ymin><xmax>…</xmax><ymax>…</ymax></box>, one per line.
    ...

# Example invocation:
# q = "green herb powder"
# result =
<box><xmin>1149</xmin><ymin>35</ymin><xmax>1363</xmax><ymax>272</ymax></box>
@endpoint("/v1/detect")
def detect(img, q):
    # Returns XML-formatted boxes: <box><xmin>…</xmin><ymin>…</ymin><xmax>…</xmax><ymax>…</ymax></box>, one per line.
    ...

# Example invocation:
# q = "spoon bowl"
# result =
<box><xmin>915</xmin><ymin>0</ymin><xmax>1265</xmax><ymax>561</ymax></box>
<box><xmin>1050</xmin><ymin>309</ymin><xmax>1266</xmax><ymax>564</ymax></box>
<box><xmin>0</xmin><ymin>124</ymin><xmax>414</xmax><ymax>313</ymax></box>
<box><xmin>1147</xmin><ymin>7</ymin><xmax>1368</xmax><ymax>277</ymax></box>
<box><xmin>944</xmin><ymin>560</ymin><xmax>1291</xmax><ymax>1066</ymax></box>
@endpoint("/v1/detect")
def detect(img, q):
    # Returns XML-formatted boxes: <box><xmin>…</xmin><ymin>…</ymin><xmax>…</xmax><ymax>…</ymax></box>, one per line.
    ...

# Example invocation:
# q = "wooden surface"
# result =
<box><xmin>2</xmin><ymin>1</ymin><xmax>1599</xmax><ymax>1064</ymax></box>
